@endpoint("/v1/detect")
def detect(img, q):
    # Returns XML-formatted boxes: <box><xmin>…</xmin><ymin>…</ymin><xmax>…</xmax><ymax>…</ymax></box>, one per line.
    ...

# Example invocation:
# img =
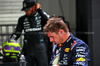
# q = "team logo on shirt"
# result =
<box><xmin>56</xmin><ymin>49</ymin><xmax>59</xmax><ymax>54</ymax></box>
<box><xmin>65</xmin><ymin>48</ymin><xmax>70</xmax><ymax>52</ymax></box>
<box><xmin>76</xmin><ymin>57</ymin><xmax>85</xmax><ymax>61</ymax></box>
<box><xmin>58</xmin><ymin>44</ymin><xmax>63</xmax><ymax>48</ymax></box>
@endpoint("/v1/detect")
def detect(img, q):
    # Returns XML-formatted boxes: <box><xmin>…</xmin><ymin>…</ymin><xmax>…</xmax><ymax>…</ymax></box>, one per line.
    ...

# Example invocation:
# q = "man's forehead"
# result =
<box><xmin>47</xmin><ymin>31</ymin><xmax>52</xmax><ymax>36</ymax></box>
<box><xmin>48</xmin><ymin>31</ymin><xmax>54</xmax><ymax>36</ymax></box>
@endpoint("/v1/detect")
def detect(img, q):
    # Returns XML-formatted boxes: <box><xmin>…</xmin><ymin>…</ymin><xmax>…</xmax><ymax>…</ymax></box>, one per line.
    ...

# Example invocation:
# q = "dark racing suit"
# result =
<box><xmin>10</xmin><ymin>8</ymin><xmax>50</xmax><ymax>66</ymax></box>
<box><xmin>50</xmin><ymin>33</ymin><xmax>90</xmax><ymax>66</ymax></box>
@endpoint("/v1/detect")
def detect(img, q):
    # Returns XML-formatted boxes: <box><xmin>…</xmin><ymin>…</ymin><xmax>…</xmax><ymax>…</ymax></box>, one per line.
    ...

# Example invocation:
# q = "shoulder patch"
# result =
<box><xmin>71</xmin><ymin>41</ymin><xmax>77</xmax><ymax>50</ymax></box>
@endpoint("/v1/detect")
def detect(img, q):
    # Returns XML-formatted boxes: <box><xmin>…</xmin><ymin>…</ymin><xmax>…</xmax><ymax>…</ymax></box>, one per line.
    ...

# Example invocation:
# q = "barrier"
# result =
<box><xmin>0</xmin><ymin>24</ymin><xmax>23</xmax><ymax>47</ymax></box>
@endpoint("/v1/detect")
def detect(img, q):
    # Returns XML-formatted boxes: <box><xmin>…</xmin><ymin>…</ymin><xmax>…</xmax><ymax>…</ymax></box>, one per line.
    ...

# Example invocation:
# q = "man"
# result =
<box><xmin>43</xmin><ymin>17</ymin><xmax>90</xmax><ymax>66</ymax></box>
<box><xmin>10</xmin><ymin>0</ymin><xmax>50</xmax><ymax>66</ymax></box>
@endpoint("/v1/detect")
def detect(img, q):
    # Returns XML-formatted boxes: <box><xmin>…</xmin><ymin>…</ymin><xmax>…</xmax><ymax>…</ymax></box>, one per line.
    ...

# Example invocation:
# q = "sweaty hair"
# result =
<box><xmin>43</xmin><ymin>17</ymin><xmax>69</xmax><ymax>34</ymax></box>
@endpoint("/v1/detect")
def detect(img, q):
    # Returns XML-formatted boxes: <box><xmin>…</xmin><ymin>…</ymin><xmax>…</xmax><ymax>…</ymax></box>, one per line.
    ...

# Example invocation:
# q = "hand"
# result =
<box><xmin>25</xmin><ymin>3</ymin><xmax>41</xmax><ymax>16</ymax></box>
<box><xmin>35</xmin><ymin>3</ymin><xmax>41</xmax><ymax>10</ymax></box>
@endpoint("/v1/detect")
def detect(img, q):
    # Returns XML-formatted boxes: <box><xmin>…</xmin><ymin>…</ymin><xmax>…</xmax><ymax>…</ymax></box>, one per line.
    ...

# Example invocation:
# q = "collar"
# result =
<box><xmin>63</xmin><ymin>33</ymin><xmax>73</xmax><ymax>46</ymax></box>
<box><xmin>58</xmin><ymin>33</ymin><xmax>75</xmax><ymax>48</ymax></box>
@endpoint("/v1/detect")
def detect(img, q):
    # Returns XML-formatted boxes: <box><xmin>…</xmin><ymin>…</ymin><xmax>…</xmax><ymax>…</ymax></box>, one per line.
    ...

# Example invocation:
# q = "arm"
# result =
<box><xmin>38</xmin><ymin>8</ymin><xmax>50</xmax><ymax>27</ymax></box>
<box><xmin>38</xmin><ymin>8</ymin><xmax>50</xmax><ymax>26</ymax></box>
<box><xmin>72</xmin><ymin>43</ymin><xmax>90</xmax><ymax>66</ymax></box>
<box><xmin>35</xmin><ymin>3</ymin><xmax>50</xmax><ymax>26</ymax></box>
<box><xmin>10</xmin><ymin>16</ymin><xmax>24</xmax><ymax>40</ymax></box>
<box><xmin>35</xmin><ymin>3</ymin><xmax>50</xmax><ymax>18</ymax></box>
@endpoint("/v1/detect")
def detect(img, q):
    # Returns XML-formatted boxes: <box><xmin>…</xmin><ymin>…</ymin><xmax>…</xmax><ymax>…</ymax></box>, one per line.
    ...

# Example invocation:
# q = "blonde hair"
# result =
<box><xmin>43</xmin><ymin>17</ymin><xmax>69</xmax><ymax>34</ymax></box>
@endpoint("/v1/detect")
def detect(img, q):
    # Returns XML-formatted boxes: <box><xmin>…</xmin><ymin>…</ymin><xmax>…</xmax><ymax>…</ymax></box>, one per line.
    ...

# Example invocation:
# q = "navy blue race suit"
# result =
<box><xmin>10</xmin><ymin>8</ymin><xmax>50</xmax><ymax>66</ymax></box>
<box><xmin>50</xmin><ymin>33</ymin><xmax>90</xmax><ymax>66</ymax></box>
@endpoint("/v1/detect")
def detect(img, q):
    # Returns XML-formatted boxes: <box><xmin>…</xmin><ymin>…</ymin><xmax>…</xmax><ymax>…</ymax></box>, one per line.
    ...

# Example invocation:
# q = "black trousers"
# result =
<box><xmin>24</xmin><ymin>43</ymin><xmax>48</xmax><ymax>66</ymax></box>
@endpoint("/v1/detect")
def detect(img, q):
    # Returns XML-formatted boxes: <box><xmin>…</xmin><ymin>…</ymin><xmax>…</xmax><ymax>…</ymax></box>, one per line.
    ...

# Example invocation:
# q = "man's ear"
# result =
<box><xmin>59</xmin><ymin>29</ymin><xmax>64</xmax><ymax>34</ymax></box>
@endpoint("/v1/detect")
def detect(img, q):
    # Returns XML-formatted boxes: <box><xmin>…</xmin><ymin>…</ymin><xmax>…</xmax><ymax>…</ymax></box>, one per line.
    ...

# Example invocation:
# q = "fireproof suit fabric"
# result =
<box><xmin>10</xmin><ymin>8</ymin><xmax>50</xmax><ymax>66</ymax></box>
<box><xmin>50</xmin><ymin>33</ymin><xmax>90</xmax><ymax>66</ymax></box>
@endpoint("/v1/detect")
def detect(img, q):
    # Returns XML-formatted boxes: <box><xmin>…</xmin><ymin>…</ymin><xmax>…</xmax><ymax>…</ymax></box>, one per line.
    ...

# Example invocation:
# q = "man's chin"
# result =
<box><xmin>55</xmin><ymin>43</ymin><xmax>59</xmax><ymax>44</ymax></box>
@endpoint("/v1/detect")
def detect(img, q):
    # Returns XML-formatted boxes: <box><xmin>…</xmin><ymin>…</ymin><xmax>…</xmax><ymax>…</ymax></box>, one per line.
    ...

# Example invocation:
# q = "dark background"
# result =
<box><xmin>76</xmin><ymin>0</ymin><xmax>100</xmax><ymax>66</ymax></box>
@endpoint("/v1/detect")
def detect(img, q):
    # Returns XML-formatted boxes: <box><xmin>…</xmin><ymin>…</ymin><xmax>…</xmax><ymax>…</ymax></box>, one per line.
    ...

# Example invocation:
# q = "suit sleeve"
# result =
<box><xmin>10</xmin><ymin>17</ymin><xmax>24</xmax><ymax>40</ymax></box>
<box><xmin>71</xmin><ymin>43</ymin><xmax>90</xmax><ymax>66</ymax></box>
<box><xmin>37</xmin><ymin>8</ymin><xmax>50</xmax><ymax>27</ymax></box>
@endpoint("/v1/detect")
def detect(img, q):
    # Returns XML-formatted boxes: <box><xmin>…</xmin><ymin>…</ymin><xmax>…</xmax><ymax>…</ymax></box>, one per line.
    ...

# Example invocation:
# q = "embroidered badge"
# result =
<box><xmin>58</xmin><ymin>44</ymin><xmax>63</xmax><ymax>48</ymax></box>
<box><xmin>65</xmin><ymin>48</ymin><xmax>70</xmax><ymax>52</ymax></box>
<box><xmin>76</xmin><ymin>57</ymin><xmax>85</xmax><ymax>61</ymax></box>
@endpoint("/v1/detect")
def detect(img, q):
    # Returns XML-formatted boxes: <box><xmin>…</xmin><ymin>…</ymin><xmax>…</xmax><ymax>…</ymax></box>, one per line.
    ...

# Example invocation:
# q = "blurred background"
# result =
<box><xmin>0</xmin><ymin>0</ymin><xmax>100</xmax><ymax>66</ymax></box>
